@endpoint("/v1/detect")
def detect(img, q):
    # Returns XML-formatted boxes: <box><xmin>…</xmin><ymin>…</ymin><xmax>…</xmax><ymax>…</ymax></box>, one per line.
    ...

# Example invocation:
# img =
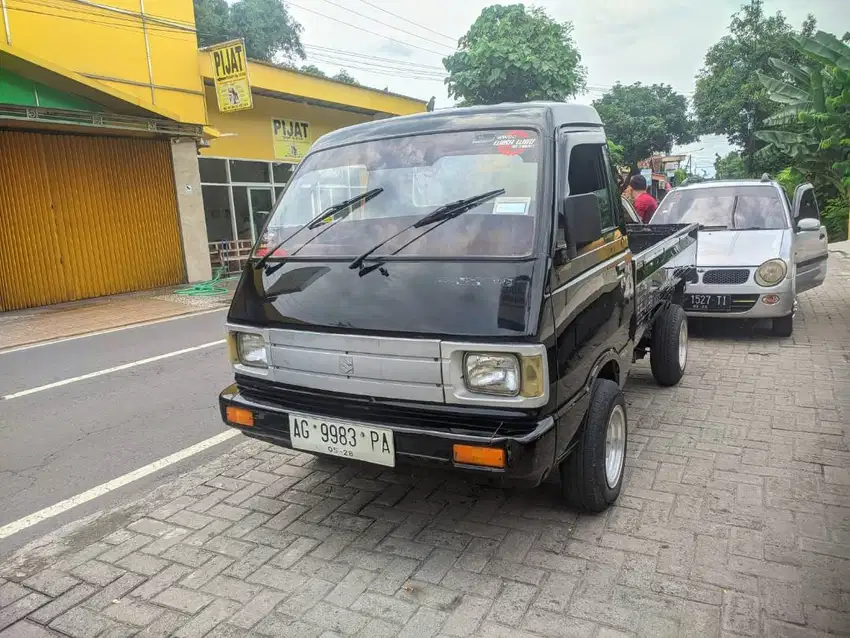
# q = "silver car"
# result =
<box><xmin>649</xmin><ymin>179</ymin><xmax>828</xmax><ymax>336</ymax></box>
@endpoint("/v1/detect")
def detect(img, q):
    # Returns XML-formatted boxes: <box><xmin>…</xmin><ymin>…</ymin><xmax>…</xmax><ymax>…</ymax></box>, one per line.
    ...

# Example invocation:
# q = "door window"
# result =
<box><xmin>798</xmin><ymin>188</ymin><xmax>820</xmax><ymax>221</ymax></box>
<box><xmin>567</xmin><ymin>144</ymin><xmax>617</xmax><ymax>231</ymax></box>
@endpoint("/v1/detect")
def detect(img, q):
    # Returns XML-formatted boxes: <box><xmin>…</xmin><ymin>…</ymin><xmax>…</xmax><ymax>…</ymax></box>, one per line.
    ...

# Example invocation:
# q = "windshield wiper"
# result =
<box><xmin>699</xmin><ymin>224</ymin><xmax>728</xmax><ymax>230</ymax></box>
<box><xmin>254</xmin><ymin>188</ymin><xmax>383</xmax><ymax>270</ymax></box>
<box><xmin>348</xmin><ymin>189</ymin><xmax>505</xmax><ymax>271</ymax></box>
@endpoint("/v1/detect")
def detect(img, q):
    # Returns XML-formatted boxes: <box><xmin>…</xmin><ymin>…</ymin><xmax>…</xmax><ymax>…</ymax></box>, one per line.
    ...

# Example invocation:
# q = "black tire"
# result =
<box><xmin>772</xmin><ymin>314</ymin><xmax>794</xmax><ymax>337</ymax></box>
<box><xmin>560</xmin><ymin>379</ymin><xmax>627</xmax><ymax>512</ymax></box>
<box><xmin>650</xmin><ymin>304</ymin><xmax>688</xmax><ymax>387</ymax></box>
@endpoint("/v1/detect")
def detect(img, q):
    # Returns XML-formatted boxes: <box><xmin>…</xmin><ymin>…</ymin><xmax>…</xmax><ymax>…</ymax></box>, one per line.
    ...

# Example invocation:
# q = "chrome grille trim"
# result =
<box><xmin>267</xmin><ymin>328</ymin><xmax>444</xmax><ymax>402</ymax></box>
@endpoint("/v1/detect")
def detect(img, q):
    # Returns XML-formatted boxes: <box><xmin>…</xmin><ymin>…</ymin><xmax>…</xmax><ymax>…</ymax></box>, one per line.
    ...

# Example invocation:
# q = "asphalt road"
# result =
<box><xmin>0</xmin><ymin>309</ymin><xmax>241</xmax><ymax>557</ymax></box>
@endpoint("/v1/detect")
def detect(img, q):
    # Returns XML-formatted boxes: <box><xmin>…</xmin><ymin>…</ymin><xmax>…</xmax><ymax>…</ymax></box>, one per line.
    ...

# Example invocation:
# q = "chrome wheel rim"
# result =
<box><xmin>678</xmin><ymin>319</ymin><xmax>688</xmax><ymax>371</ymax></box>
<box><xmin>604</xmin><ymin>405</ymin><xmax>626</xmax><ymax>488</ymax></box>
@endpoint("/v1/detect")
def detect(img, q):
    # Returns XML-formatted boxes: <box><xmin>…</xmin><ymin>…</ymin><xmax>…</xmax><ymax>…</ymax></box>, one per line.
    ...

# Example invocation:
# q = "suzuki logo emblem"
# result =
<box><xmin>339</xmin><ymin>355</ymin><xmax>354</xmax><ymax>375</ymax></box>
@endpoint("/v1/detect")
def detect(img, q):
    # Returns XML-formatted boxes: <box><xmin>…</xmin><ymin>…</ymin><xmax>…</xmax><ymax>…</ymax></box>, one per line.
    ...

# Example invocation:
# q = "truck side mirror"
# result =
<box><xmin>563</xmin><ymin>193</ymin><xmax>603</xmax><ymax>247</ymax></box>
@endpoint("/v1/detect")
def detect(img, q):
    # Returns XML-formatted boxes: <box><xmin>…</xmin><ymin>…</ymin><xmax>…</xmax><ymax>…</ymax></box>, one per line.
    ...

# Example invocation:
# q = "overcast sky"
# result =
<box><xmin>283</xmin><ymin>0</ymin><xmax>848</xmax><ymax>174</ymax></box>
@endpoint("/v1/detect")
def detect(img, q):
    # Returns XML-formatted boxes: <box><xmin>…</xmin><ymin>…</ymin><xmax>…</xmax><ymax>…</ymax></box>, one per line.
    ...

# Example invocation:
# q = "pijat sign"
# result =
<box><xmin>209</xmin><ymin>39</ymin><xmax>253</xmax><ymax>113</ymax></box>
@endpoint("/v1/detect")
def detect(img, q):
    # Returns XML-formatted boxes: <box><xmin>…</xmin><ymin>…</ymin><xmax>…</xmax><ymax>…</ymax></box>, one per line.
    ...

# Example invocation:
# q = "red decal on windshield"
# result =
<box><xmin>494</xmin><ymin>130</ymin><xmax>535</xmax><ymax>156</ymax></box>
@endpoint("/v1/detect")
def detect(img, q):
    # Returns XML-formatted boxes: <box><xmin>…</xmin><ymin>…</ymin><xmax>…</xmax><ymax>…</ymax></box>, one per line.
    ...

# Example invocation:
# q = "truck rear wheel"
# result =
<box><xmin>560</xmin><ymin>379</ymin><xmax>627</xmax><ymax>512</ymax></box>
<box><xmin>650</xmin><ymin>304</ymin><xmax>688</xmax><ymax>387</ymax></box>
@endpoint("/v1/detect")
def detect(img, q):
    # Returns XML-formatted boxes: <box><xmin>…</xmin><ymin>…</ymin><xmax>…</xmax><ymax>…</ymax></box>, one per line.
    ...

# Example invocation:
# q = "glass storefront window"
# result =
<box><xmin>229</xmin><ymin>160</ymin><xmax>269</xmax><ymax>183</ymax></box>
<box><xmin>201</xmin><ymin>186</ymin><xmax>233</xmax><ymax>242</ymax></box>
<box><xmin>199</xmin><ymin>158</ymin><xmax>227</xmax><ymax>184</ymax></box>
<box><xmin>273</xmin><ymin>162</ymin><xmax>294</xmax><ymax>184</ymax></box>
<box><xmin>199</xmin><ymin>157</ymin><xmax>297</xmax><ymax>245</ymax></box>
<box><xmin>232</xmin><ymin>187</ymin><xmax>253</xmax><ymax>241</ymax></box>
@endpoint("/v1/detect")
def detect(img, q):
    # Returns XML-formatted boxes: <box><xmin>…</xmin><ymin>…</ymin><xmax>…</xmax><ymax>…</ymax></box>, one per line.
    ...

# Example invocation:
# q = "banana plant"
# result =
<box><xmin>755</xmin><ymin>31</ymin><xmax>850</xmax><ymax>210</ymax></box>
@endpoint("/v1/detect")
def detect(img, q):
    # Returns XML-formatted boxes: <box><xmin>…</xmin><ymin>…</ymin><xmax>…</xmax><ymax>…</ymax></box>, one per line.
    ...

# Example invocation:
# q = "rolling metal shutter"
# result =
<box><xmin>0</xmin><ymin>130</ymin><xmax>185</xmax><ymax>311</ymax></box>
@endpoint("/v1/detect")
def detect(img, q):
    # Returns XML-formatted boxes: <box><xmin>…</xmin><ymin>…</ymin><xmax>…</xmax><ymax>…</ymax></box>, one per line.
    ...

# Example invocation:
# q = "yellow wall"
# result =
<box><xmin>2</xmin><ymin>0</ymin><xmax>206</xmax><ymax>124</ymax></box>
<box><xmin>202</xmin><ymin>87</ymin><xmax>378</xmax><ymax>162</ymax></box>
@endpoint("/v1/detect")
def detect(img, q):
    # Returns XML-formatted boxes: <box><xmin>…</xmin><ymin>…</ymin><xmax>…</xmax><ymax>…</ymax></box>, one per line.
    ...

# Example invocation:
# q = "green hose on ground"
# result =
<box><xmin>174</xmin><ymin>266</ymin><xmax>236</xmax><ymax>296</ymax></box>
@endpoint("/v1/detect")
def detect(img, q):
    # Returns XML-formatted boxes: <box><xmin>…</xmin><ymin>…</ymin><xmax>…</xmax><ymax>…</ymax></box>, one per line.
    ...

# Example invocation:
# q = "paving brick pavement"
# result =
<box><xmin>2</xmin><ymin>254</ymin><xmax>849</xmax><ymax>637</ymax></box>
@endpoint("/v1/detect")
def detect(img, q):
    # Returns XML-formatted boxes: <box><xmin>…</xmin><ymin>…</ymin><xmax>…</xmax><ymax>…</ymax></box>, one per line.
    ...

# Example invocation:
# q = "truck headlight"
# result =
<box><xmin>755</xmin><ymin>259</ymin><xmax>787</xmax><ymax>287</ymax></box>
<box><xmin>234</xmin><ymin>332</ymin><xmax>267</xmax><ymax>368</ymax></box>
<box><xmin>465</xmin><ymin>353</ymin><xmax>519</xmax><ymax>396</ymax></box>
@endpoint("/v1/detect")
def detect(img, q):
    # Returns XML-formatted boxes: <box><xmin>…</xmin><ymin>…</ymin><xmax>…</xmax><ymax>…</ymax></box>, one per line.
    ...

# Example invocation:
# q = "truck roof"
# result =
<box><xmin>311</xmin><ymin>102</ymin><xmax>603</xmax><ymax>153</ymax></box>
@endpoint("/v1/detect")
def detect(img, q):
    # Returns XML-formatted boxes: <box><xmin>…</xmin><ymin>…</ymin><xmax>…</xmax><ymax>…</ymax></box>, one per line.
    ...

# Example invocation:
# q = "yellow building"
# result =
<box><xmin>0</xmin><ymin>0</ymin><xmax>426</xmax><ymax>311</ymax></box>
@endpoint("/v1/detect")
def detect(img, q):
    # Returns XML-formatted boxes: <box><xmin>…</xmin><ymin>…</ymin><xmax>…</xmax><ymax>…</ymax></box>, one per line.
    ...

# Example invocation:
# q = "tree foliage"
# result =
<box><xmin>606</xmin><ymin>140</ymin><xmax>625</xmax><ymax>169</ymax></box>
<box><xmin>443</xmin><ymin>4</ymin><xmax>586</xmax><ymax>105</ymax></box>
<box><xmin>194</xmin><ymin>0</ymin><xmax>304</xmax><ymax>62</ymax></box>
<box><xmin>331</xmin><ymin>69</ymin><xmax>360</xmax><ymax>85</ymax></box>
<box><xmin>300</xmin><ymin>64</ymin><xmax>328</xmax><ymax>79</ymax></box>
<box><xmin>692</xmin><ymin>0</ymin><xmax>816</xmax><ymax>175</ymax></box>
<box><xmin>714</xmin><ymin>151</ymin><xmax>747</xmax><ymax>179</ymax></box>
<box><xmin>755</xmin><ymin>30</ymin><xmax>850</xmax><ymax>240</ymax></box>
<box><xmin>592</xmin><ymin>83</ymin><xmax>696</xmax><ymax>171</ymax></box>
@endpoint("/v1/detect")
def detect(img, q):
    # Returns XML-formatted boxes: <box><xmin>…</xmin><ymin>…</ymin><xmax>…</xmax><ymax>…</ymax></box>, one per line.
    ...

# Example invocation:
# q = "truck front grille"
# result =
<box><xmin>702</xmin><ymin>269</ymin><xmax>750</xmax><ymax>285</ymax></box>
<box><xmin>236</xmin><ymin>375</ymin><xmax>540</xmax><ymax>437</ymax></box>
<box><xmin>267</xmin><ymin>328</ymin><xmax>444</xmax><ymax>403</ymax></box>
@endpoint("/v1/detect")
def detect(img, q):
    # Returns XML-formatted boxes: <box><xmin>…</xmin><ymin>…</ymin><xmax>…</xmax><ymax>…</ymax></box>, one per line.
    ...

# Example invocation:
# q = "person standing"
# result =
<box><xmin>629</xmin><ymin>175</ymin><xmax>658</xmax><ymax>223</ymax></box>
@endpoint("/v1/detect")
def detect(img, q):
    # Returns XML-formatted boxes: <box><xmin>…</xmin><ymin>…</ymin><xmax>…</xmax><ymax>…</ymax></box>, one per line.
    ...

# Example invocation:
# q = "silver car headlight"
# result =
<box><xmin>233</xmin><ymin>332</ymin><xmax>268</xmax><ymax>368</ymax></box>
<box><xmin>464</xmin><ymin>353</ymin><xmax>520</xmax><ymax>396</ymax></box>
<box><xmin>755</xmin><ymin>259</ymin><xmax>787</xmax><ymax>287</ymax></box>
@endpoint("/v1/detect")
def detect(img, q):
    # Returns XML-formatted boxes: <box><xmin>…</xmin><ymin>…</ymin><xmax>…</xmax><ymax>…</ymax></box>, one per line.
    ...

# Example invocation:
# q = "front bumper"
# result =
<box><xmin>685</xmin><ymin>280</ymin><xmax>794</xmax><ymax>319</ymax></box>
<box><xmin>219</xmin><ymin>382</ymin><xmax>558</xmax><ymax>488</ymax></box>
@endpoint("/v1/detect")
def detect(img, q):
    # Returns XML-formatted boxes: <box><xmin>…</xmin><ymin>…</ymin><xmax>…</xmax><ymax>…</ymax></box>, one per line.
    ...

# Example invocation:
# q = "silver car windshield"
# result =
<box><xmin>650</xmin><ymin>185</ymin><xmax>788</xmax><ymax>230</ymax></box>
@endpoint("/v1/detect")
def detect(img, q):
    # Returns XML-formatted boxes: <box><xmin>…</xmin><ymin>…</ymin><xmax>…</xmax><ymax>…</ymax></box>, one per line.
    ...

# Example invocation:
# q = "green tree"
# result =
<box><xmin>443</xmin><ymin>4</ymin><xmax>585</xmax><ymax>105</ymax></box>
<box><xmin>692</xmin><ymin>0</ymin><xmax>816</xmax><ymax>175</ymax></box>
<box><xmin>714</xmin><ymin>151</ymin><xmax>747</xmax><ymax>178</ymax></box>
<box><xmin>332</xmin><ymin>70</ymin><xmax>360</xmax><ymax>85</ymax></box>
<box><xmin>592</xmin><ymin>83</ymin><xmax>696</xmax><ymax>172</ymax></box>
<box><xmin>300</xmin><ymin>64</ymin><xmax>328</xmax><ymax>79</ymax></box>
<box><xmin>755</xmin><ymin>30</ymin><xmax>850</xmax><ymax>240</ymax></box>
<box><xmin>194</xmin><ymin>0</ymin><xmax>304</xmax><ymax>62</ymax></box>
<box><xmin>606</xmin><ymin>140</ymin><xmax>625</xmax><ymax>168</ymax></box>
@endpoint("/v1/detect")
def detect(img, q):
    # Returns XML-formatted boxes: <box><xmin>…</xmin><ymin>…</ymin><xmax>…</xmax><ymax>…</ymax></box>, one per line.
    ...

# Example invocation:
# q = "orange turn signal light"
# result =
<box><xmin>226</xmin><ymin>406</ymin><xmax>254</xmax><ymax>427</ymax></box>
<box><xmin>453</xmin><ymin>444</ymin><xmax>505</xmax><ymax>469</ymax></box>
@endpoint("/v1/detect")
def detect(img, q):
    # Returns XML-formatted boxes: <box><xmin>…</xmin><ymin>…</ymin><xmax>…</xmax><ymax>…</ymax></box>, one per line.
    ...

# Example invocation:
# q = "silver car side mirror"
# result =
<box><xmin>796</xmin><ymin>217</ymin><xmax>820</xmax><ymax>232</ymax></box>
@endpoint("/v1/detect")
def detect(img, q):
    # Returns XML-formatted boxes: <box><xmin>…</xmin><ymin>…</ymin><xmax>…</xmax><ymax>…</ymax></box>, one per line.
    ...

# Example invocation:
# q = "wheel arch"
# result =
<box><xmin>587</xmin><ymin>349</ymin><xmax>625</xmax><ymax>390</ymax></box>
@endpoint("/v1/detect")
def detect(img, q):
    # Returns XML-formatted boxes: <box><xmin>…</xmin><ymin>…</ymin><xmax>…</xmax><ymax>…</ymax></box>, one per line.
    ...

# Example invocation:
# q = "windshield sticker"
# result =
<box><xmin>494</xmin><ymin>130</ymin><xmax>536</xmax><ymax>155</ymax></box>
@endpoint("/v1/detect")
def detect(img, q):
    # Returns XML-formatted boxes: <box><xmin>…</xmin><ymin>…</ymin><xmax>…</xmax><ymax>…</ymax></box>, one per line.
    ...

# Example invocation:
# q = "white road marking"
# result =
<box><xmin>0</xmin><ymin>307</ymin><xmax>228</xmax><ymax>355</ymax></box>
<box><xmin>0</xmin><ymin>430</ymin><xmax>241</xmax><ymax>540</ymax></box>
<box><xmin>2</xmin><ymin>340</ymin><xmax>226</xmax><ymax>400</ymax></box>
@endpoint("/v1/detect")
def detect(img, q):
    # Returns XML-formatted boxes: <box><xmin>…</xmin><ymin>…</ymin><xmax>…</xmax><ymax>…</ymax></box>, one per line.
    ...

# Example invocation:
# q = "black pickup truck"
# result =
<box><xmin>219</xmin><ymin>102</ymin><xmax>698</xmax><ymax>511</ymax></box>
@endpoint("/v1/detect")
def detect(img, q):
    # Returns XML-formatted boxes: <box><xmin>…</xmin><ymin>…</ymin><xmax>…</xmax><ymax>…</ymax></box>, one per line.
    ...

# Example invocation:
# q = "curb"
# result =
<box><xmin>0</xmin><ymin>306</ymin><xmax>229</xmax><ymax>354</ymax></box>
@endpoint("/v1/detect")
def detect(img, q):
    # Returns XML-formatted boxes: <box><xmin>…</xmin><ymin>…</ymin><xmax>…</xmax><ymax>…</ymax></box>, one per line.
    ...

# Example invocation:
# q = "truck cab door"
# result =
<box><xmin>791</xmin><ymin>183</ymin><xmax>829</xmax><ymax>293</ymax></box>
<box><xmin>548</xmin><ymin>130</ymin><xmax>631</xmax><ymax>460</ymax></box>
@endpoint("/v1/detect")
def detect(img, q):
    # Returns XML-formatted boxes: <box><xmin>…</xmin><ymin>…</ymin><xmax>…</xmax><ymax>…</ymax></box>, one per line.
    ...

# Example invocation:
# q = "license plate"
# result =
<box><xmin>685</xmin><ymin>294</ymin><xmax>731</xmax><ymax>311</ymax></box>
<box><xmin>289</xmin><ymin>413</ymin><xmax>395</xmax><ymax>467</ymax></box>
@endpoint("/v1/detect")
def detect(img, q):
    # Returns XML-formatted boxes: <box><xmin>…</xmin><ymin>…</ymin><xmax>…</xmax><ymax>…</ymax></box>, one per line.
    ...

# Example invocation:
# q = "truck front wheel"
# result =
<box><xmin>560</xmin><ymin>379</ymin><xmax>627</xmax><ymax>512</ymax></box>
<box><xmin>650</xmin><ymin>304</ymin><xmax>688</xmax><ymax>386</ymax></box>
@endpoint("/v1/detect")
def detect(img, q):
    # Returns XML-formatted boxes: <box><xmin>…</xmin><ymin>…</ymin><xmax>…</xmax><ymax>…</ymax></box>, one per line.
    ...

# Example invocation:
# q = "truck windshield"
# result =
<box><xmin>254</xmin><ymin>129</ymin><xmax>541</xmax><ymax>260</ymax></box>
<box><xmin>650</xmin><ymin>185</ymin><xmax>788</xmax><ymax>230</ymax></box>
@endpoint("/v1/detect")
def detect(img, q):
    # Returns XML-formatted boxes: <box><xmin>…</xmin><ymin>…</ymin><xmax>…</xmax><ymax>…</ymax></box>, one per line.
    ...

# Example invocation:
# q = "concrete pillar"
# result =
<box><xmin>170</xmin><ymin>138</ymin><xmax>212</xmax><ymax>282</ymax></box>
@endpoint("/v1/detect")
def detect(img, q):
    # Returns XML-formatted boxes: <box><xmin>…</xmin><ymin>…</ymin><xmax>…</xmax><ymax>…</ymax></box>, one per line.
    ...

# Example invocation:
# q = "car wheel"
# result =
<box><xmin>771</xmin><ymin>314</ymin><xmax>794</xmax><ymax>337</ymax></box>
<box><xmin>650</xmin><ymin>303</ymin><xmax>688</xmax><ymax>387</ymax></box>
<box><xmin>560</xmin><ymin>379</ymin><xmax>627</xmax><ymax>512</ymax></box>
